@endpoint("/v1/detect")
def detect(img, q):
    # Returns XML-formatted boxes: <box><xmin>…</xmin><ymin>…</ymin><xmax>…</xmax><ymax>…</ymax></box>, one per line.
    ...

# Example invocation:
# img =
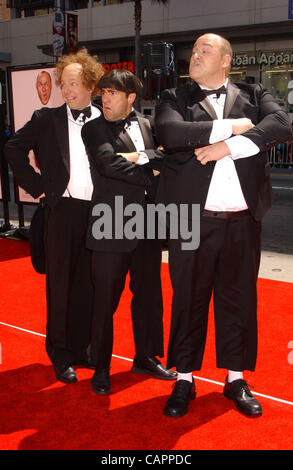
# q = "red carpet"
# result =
<box><xmin>0</xmin><ymin>238</ymin><xmax>293</xmax><ymax>450</ymax></box>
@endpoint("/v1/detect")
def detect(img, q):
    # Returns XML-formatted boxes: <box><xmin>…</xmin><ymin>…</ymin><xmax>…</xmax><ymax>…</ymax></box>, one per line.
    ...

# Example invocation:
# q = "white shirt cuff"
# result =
<box><xmin>225</xmin><ymin>135</ymin><xmax>260</xmax><ymax>160</ymax></box>
<box><xmin>209</xmin><ymin>119</ymin><xmax>233</xmax><ymax>144</ymax></box>
<box><xmin>136</xmin><ymin>152</ymin><xmax>150</xmax><ymax>165</ymax></box>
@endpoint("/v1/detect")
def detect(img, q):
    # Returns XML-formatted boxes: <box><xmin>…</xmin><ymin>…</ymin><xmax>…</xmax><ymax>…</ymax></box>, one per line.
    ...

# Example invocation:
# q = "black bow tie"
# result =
<box><xmin>71</xmin><ymin>106</ymin><xmax>92</xmax><ymax>121</ymax></box>
<box><xmin>115</xmin><ymin>110</ymin><xmax>137</xmax><ymax>130</ymax></box>
<box><xmin>201</xmin><ymin>86</ymin><xmax>227</xmax><ymax>98</ymax></box>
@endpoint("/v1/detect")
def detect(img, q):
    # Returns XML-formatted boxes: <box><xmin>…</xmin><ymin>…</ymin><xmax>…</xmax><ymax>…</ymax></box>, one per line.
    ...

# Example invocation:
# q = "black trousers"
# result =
<box><xmin>45</xmin><ymin>197</ymin><xmax>93</xmax><ymax>366</ymax></box>
<box><xmin>167</xmin><ymin>212</ymin><xmax>261</xmax><ymax>373</ymax></box>
<box><xmin>91</xmin><ymin>238</ymin><xmax>164</xmax><ymax>371</ymax></box>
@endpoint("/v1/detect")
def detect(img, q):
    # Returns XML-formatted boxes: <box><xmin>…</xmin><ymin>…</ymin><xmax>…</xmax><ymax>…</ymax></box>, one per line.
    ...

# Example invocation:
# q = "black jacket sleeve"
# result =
<box><xmin>4</xmin><ymin>110</ymin><xmax>44</xmax><ymax>199</ymax></box>
<box><xmin>82</xmin><ymin>118</ymin><xmax>155</xmax><ymax>187</ymax></box>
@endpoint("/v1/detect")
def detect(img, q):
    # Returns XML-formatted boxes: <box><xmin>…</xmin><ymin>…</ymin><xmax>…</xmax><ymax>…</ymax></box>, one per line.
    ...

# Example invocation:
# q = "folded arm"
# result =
<box><xmin>82</xmin><ymin>124</ymin><xmax>155</xmax><ymax>187</ymax></box>
<box><xmin>195</xmin><ymin>85</ymin><xmax>293</xmax><ymax>165</ymax></box>
<box><xmin>155</xmin><ymin>88</ymin><xmax>213</xmax><ymax>153</ymax></box>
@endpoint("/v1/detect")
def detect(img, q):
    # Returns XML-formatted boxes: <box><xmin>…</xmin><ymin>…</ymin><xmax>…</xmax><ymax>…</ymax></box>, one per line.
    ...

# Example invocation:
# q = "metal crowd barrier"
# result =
<box><xmin>269</xmin><ymin>141</ymin><xmax>293</xmax><ymax>168</ymax></box>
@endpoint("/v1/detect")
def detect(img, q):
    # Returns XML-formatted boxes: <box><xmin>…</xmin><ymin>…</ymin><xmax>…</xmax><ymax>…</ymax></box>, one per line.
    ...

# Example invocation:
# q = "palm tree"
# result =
<box><xmin>134</xmin><ymin>0</ymin><xmax>169</xmax><ymax>80</ymax></box>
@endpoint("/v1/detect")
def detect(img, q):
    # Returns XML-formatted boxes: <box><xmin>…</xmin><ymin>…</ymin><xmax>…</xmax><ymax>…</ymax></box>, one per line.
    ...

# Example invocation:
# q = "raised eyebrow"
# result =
<box><xmin>61</xmin><ymin>80</ymin><xmax>78</xmax><ymax>85</ymax></box>
<box><xmin>193</xmin><ymin>42</ymin><xmax>213</xmax><ymax>51</ymax></box>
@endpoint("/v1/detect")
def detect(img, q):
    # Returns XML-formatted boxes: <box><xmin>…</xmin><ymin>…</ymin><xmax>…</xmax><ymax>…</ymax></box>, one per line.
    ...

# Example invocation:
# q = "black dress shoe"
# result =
<box><xmin>91</xmin><ymin>370</ymin><xmax>111</xmax><ymax>395</ymax></box>
<box><xmin>164</xmin><ymin>379</ymin><xmax>196</xmax><ymax>417</ymax></box>
<box><xmin>54</xmin><ymin>364</ymin><xmax>77</xmax><ymax>384</ymax></box>
<box><xmin>131</xmin><ymin>356</ymin><xmax>177</xmax><ymax>381</ymax></box>
<box><xmin>223</xmin><ymin>377</ymin><xmax>263</xmax><ymax>417</ymax></box>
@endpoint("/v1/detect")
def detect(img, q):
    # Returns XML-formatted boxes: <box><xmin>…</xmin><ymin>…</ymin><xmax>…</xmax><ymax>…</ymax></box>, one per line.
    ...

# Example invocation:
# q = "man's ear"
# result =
<box><xmin>128</xmin><ymin>92</ymin><xmax>137</xmax><ymax>106</ymax></box>
<box><xmin>87</xmin><ymin>82</ymin><xmax>95</xmax><ymax>94</ymax></box>
<box><xmin>222</xmin><ymin>54</ymin><xmax>231</xmax><ymax>71</ymax></box>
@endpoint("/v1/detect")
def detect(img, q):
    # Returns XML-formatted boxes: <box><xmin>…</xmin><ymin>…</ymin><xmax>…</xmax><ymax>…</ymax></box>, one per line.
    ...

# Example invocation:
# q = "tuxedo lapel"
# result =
<box><xmin>199</xmin><ymin>98</ymin><xmax>218</xmax><ymax>120</ymax></box>
<box><xmin>106</xmin><ymin>113</ymin><xmax>153</xmax><ymax>151</ymax></box>
<box><xmin>52</xmin><ymin>104</ymin><xmax>70</xmax><ymax>174</ymax></box>
<box><xmin>116</xmin><ymin>127</ymin><xmax>137</xmax><ymax>151</ymax></box>
<box><xmin>190</xmin><ymin>83</ymin><xmax>218</xmax><ymax>120</ymax></box>
<box><xmin>190</xmin><ymin>81</ymin><xmax>241</xmax><ymax>120</ymax></box>
<box><xmin>223</xmin><ymin>81</ymin><xmax>240</xmax><ymax>118</ymax></box>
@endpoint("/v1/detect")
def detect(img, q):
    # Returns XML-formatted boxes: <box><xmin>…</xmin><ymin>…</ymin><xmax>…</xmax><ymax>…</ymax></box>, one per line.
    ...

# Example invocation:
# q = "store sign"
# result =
<box><xmin>103</xmin><ymin>61</ymin><xmax>135</xmax><ymax>73</ymax></box>
<box><xmin>232</xmin><ymin>52</ymin><xmax>293</xmax><ymax>67</ymax></box>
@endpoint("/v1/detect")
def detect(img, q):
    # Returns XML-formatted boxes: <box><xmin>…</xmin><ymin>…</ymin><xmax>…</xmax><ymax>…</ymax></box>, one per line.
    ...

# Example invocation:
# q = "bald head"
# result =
<box><xmin>36</xmin><ymin>71</ymin><xmax>52</xmax><ymax>105</ymax></box>
<box><xmin>189</xmin><ymin>33</ymin><xmax>232</xmax><ymax>87</ymax></box>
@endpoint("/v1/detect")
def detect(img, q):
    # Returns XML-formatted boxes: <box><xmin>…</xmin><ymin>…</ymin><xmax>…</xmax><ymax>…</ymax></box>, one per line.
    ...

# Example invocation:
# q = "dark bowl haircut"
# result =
<box><xmin>98</xmin><ymin>69</ymin><xmax>143</xmax><ymax>96</ymax></box>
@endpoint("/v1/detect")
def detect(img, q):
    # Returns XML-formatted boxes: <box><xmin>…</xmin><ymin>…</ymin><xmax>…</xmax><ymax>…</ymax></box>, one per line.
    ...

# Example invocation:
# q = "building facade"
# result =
<box><xmin>1</xmin><ymin>0</ymin><xmax>293</xmax><ymax>120</ymax></box>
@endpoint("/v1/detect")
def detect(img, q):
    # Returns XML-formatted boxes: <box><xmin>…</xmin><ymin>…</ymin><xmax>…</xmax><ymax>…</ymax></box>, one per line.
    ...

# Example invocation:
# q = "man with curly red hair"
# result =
<box><xmin>5</xmin><ymin>48</ymin><xmax>104</xmax><ymax>383</ymax></box>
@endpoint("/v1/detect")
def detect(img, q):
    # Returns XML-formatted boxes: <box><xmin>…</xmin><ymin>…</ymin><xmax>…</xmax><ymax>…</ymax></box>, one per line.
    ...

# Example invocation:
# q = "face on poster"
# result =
<box><xmin>10</xmin><ymin>66</ymin><xmax>64</xmax><ymax>203</ymax></box>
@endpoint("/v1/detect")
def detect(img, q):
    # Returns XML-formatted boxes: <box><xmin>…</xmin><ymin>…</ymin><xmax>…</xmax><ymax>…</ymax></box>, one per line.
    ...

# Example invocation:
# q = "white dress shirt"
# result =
<box><xmin>201</xmin><ymin>81</ymin><xmax>260</xmax><ymax>212</ymax></box>
<box><xmin>125</xmin><ymin>113</ymin><xmax>150</xmax><ymax>165</ymax></box>
<box><xmin>63</xmin><ymin>104</ymin><xmax>101</xmax><ymax>201</ymax></box>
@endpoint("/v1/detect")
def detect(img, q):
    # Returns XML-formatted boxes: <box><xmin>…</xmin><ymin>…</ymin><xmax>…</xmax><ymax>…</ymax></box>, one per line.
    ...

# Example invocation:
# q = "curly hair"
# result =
<box><xmin>54</xmin><ymin>47</ymin><xmax>104</xmax><ymax>98</ymax></box>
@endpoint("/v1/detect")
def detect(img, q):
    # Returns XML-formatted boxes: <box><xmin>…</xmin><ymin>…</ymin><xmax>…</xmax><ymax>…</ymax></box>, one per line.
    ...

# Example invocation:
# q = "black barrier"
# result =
<box><xmin>269</xmin><ymin>140</ymin><xmax>293</xmax><ymax>168</ymax></box>
<box><xmin>0</xmin><ymin>100</ymin><xmax>13</xmax><ymax>233</ymax></box>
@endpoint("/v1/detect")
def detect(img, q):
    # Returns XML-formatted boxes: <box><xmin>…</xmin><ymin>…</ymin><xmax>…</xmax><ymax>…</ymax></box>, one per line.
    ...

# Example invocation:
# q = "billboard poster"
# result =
<box><xmin>53</xmin><ymin>9</ymin><xmax>65</xmax><ymax>57</ymax></box>
<box><xmin>66</xmin><ymin>13</ymin><xmax>78</xmax><ymax>54</ymax></box>
<box><xmin>7</xmin><ymin>64</ymin><xmax>64</xmax><ymax>204</ymax></box>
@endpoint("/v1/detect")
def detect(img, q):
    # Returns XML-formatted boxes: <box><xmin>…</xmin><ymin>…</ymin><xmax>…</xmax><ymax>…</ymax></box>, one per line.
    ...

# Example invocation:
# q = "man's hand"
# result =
<box><xmin>231</xmin><ymin>118</ymin><xmax>254</xmax><ymax>135</ymax></box>
<box><xmin>117</xmin><ymin>152</ymin><xmax>139</xmax><ymax>162</ymax></box>
<box><xmin>194</xmin><ymin>141</ymin><xmax>230</xmax><ymax>165</ymax></box>
<box><xmin>153</xmin><ymin>170</ymin><xmax>160</xmax><ymax>176</ymax></box>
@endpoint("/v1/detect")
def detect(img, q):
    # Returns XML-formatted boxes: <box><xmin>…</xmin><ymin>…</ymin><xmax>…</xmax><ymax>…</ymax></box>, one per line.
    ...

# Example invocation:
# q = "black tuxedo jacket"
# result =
<box><xmin>155</xmin><ymin>81</ymin><xmax>292</xmax><ymax>221</ymax></box>
<box><xmin>5</xmin><ymin>103</ymin><xmax>72</xmax><ymax>208</ymax></box>
<box><xmin>81</xmin><ymin>111</ymin><xmax>162</xmax><ymax>252</ymax></box>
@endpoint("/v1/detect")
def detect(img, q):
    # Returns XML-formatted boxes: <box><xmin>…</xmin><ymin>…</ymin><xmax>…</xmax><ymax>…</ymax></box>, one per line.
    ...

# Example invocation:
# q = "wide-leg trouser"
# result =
<box><xmin>167</xmin><ymin>213</ymin><xmax>261</xmax><ymax>373</ymax></box>
<box><xmin>90</xmin><ymin>238</ymin><xmax>164</xmax><ymax>371</ymax></box>
<box><xmin>45</xmin><ymin>197</ymin><xmax>93</xmax><ymax>366</ymax></box>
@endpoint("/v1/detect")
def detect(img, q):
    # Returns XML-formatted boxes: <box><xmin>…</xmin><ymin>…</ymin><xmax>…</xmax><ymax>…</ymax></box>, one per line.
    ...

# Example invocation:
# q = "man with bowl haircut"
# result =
<box><xmin>82</xmin><ymin>69</ymin><xmax>177</xmax><ymax>395</ymax></box>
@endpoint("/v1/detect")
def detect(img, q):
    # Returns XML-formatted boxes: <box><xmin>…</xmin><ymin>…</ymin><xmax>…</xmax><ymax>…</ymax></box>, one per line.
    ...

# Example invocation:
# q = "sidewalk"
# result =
<box><xmin>161</xmin><ymin>250</ymin><xmax>293</xmax><ymax>284</ymax></box>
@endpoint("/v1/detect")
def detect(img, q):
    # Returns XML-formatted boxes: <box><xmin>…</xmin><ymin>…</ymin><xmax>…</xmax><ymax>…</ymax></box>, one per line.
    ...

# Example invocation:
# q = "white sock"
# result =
<box><xmin>228</xmin><ymin>370</ymin><xmax>243</xmax><ymax>383</ymax></box>
<box><xmin>177</xmin><ymin>372</ymin><xmax>193</xmax><ymax>383</ymax></box>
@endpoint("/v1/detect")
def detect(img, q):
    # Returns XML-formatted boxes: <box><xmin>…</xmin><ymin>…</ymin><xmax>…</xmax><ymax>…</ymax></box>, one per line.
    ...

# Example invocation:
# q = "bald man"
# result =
<box><xmin>155</xmin><ymin>33</ymin><xmax>292</xmax><ymax>418</ymax></box>
<box><xmin>36</xmin><ymin>71</ymin><xmax>52</xmax><ymax>105</ymax></box>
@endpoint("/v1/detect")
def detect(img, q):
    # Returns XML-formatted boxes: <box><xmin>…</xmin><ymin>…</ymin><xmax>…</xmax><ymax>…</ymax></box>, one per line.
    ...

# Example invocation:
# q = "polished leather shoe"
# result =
<box><xmin>131</xmin><ymin>356</ymin><xmax>177</xmax><ymax>381</ymax></box>
<box><xmin>224</xmin><ymin>377</ymin><xmax>263</xmax><ymax>417</ymax></box>
<box><xmin>91</xmin><ymin>370</ymin><xmax>111</xmax><ymax>395</ymax></box>
<box><xmin>164</xmin><ymin>379</ymin><xmax>196</xmax><ymax>417</ymax></box>
<box><xmin>54</xmin><ymin>364</ymin><xmax>77</xmax><ymax>384</ymax></box>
